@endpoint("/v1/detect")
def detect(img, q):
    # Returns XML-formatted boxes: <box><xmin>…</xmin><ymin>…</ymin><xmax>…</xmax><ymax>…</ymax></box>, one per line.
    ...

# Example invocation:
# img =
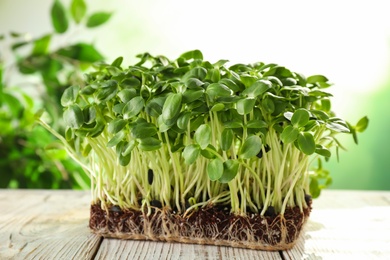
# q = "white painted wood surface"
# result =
<box><xmin>0</xmin><ymin>189</ymin><xmax>389</xmax><ymax>260</ymax></box>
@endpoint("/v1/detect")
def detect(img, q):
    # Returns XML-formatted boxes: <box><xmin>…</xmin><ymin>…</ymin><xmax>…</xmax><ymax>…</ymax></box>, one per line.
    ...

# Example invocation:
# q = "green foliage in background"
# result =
<box><xmin>0</xmin><ymin>0</ymin><xmax>111</xmax><ymax>189</ymax></box>
<box><xmin>326</xmin><ymin>81</ymin><xmax>389</xmax><ymax>190</ymax></box>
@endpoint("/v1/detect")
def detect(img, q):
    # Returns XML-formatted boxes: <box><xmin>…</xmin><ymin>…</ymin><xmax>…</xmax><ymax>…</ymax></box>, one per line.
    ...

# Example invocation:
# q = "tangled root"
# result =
<box><xmin>89</xmin><ymin>203</ymin><xmax>311</xmax><ymax>251</ymax></box>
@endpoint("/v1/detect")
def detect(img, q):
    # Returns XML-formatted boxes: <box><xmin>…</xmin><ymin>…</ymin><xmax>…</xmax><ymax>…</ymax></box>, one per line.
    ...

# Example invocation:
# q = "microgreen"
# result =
<box><xmin>38</xmin><ymin>50</ymin><xmax>368</xmax><ymax>215</ymax></box>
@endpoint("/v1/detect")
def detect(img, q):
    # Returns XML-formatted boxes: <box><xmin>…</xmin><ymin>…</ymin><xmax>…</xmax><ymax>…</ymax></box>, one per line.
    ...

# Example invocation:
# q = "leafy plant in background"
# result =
<box><xmin>0</xmin><ymin>0</ymin><xmax>112</xmax><ymax>189</ymax></box>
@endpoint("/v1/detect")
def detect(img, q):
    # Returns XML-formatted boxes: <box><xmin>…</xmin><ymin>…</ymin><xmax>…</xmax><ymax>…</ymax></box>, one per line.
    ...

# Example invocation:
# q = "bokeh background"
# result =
<box><xmin>1</xmin><ymin>0</ymin><xmax>389</xmax><ymax>190</ymax></box>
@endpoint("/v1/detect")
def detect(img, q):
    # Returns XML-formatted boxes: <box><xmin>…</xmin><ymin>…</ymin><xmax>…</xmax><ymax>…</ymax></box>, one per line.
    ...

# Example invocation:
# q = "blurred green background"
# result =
<box><xmin>0</xmin><ymin>0</ymin><xmax>389</xmax><ymax>190</ymax></box>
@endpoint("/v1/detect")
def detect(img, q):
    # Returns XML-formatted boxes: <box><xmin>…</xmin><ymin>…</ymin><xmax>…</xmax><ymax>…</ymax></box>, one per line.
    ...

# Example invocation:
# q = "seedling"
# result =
<box><xmin>38</xmin><ymin>50</ymin><xmax>368</xmax><ymax>250</ymax></box>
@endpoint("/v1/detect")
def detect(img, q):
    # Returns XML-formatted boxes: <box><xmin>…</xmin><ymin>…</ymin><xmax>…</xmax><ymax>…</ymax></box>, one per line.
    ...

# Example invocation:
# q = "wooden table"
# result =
<box><xmin>0</xmin><ymin>189</ymin><xmax>389</xmax><ymax>259</ymax></box>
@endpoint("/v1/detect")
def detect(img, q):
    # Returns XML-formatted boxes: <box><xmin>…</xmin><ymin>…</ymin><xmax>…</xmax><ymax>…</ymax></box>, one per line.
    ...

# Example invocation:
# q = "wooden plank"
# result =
<box><xmin>0</xmin><ymin>189</ymin><xmax>101</xmax><ymax>260</ymax></box>
<box><xmin>95</xmin><ymin>238</ymin><xmax>282</xmax><ymax>260</ymax></box>
<box><xmin>2</xmin><ymin>189</ymin><xmax>390</xmax><ymax>259</ymax></box>
<box><xmin>282</xmin><ymin>190</ymin><xmax>390</xmax><ymax>259</ymax></box>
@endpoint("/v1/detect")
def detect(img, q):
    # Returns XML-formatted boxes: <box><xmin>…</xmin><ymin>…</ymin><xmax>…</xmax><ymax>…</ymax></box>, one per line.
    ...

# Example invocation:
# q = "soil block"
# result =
<box><xmin>89</xmin><ymin>200</ymin><xmax>312</xmax><ymax>250</ymax></box>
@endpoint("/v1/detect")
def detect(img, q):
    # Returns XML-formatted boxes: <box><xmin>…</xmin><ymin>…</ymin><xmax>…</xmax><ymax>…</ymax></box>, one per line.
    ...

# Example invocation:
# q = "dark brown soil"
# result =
<box><xmin>89</xmin><ymin>200</ymin><xmax>312</xmax><ymax>250</ymax></box>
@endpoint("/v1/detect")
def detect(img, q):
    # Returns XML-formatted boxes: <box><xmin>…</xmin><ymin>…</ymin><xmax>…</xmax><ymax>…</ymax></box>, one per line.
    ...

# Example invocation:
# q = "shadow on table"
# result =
<box><xmin>282</xmin><ymin>219</ymin><xmax>324</xmax><ymax>260</ymax></box>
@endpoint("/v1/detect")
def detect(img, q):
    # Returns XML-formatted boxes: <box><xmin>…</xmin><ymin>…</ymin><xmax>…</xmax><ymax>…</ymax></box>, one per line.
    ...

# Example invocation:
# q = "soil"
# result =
<box><xmin>89</xmin><ymin>199</ymin><xmax>312</xmax><ymax>250</ymax></box>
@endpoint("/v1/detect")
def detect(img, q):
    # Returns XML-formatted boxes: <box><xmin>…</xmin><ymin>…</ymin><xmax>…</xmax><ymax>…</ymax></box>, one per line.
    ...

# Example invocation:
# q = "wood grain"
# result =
<box><xmin>95</xmin><ymin>238</ymin><xmax>282</xmax><ymax>260</ymax></box>
<box><xmin>1</xmin><ymin>189</ymin><xmax>390</xmax><ymax>259</ymax></box>
<box><xmin>282</xmin><ymin>190</ymin><xmax>390</xmax><ymax>260</ymax></box>
<box><xmin>0</xmin><ymin>189</ymin><xmax>101</xmax><ymax>260</ymax></box>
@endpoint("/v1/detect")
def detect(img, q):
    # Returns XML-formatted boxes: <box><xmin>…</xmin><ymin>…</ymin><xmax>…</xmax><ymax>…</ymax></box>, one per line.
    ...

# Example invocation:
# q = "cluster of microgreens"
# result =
<box><xmin>38</xmin><ymin>50</ymin><xmax>368</xmax><ymax>216</ymax></box>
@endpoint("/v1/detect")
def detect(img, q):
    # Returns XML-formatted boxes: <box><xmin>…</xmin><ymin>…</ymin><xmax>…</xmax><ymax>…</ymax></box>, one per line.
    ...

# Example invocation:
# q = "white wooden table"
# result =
<box><xmin>0</xmin><ymin>189</ymin><xmax>389</xmax><ymax>259</ymax></box>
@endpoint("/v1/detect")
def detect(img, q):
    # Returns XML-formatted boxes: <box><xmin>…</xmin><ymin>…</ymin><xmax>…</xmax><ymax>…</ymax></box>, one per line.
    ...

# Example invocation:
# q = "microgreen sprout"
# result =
<box><xmin>38</xmin><ymin>50</ymin><xmax>368</xmax><ymax>216</ymax></box>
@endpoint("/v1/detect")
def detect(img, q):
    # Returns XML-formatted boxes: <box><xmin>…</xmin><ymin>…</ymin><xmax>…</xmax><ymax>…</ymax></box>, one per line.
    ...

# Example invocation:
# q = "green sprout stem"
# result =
<box><xmin>39</xmin><ymin>50</ymin><xmax>367</xmax><ymax>217</ymax></box>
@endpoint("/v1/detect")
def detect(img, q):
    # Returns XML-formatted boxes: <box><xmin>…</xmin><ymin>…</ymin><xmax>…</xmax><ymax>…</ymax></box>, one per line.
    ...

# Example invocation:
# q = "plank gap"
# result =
<box><xmin>91</xmin><ymin>236</ymin><xmax>104</xmax><ymax>260</ymax></box>
<box><xmin>278</xmin><ymin>250</ymin><xmax>286</xmax><ymax>260</ymax></box>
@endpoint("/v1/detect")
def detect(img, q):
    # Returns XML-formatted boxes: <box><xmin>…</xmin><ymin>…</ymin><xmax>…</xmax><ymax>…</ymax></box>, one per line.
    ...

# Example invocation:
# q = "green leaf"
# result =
<box><xmin>9</xmin><ymin>31</ymin><xmax>24</xmax><ymax>37</ymax></box>
<box><xmin>106</xmin><ymin>66</ymin><xmax>122</xmax><ymax>76</ymax></box>
<box><xmin>80</xmin><ymin>85</ymin><xmax>95</xmax><ymax>95</ymax></box>
<box><xmin>96</xmin><ymin>82</ymin><xmax>118</xmax><ymax>102</ymax></box>
<box><xmin>56</xmin><ymin>43</ymin><xmax>103</xmax><ymax>63</ymax></box>
<box><xmin>139</xmin><ymin>137</ymin><xmax>162</xmax><ymax>151</ymax></box>
<box><xmin>307</xmin><ymin>75</ymin><xmax>328</xmax><ymax>84</ymax></box>
<box><xmin>88</xmin><ymin>121</ymin><xmax>105</xmax><ymax>137</ymax></box>
<box><xmin>298</xmin><ymin>132</ymin><xmax>316</xmax><ymax>155</ymax></box>
<box><xmin>51</xmin><ymin>0</ymin><xmax>68</xmax><ymax>34</ymax></box>
<box><xmin>86</xmin><ymin>12</ymin><xmax>112</xmax><ymax>28</ymax></box>
<box><xmin>2</xmin><ymin>93</ymin><xmax>23</xmax><ymax>117</ymax></box>
<box><xmin>11</xmin><ymin>41</ymin><xmax>29</xmax><ymax>51</ymax></box>
<box><xmin>111</xmin><ymin>56</ymin><xmax>123</xmax><ymax>68</ymax></box>
<box><xmin>111</xmin><ymin>103</ymin><xmax>124</xmax><ymax>115</ymax></box>
<box><xmin>239</xmin><ymin>135</ymin><xmax>262</xmax><ymax>159</ymax></box>
<box><xmin>185</xmin><ymin>78</ymin><xmax>204</xmax><ymax>89</ymax></box>
<box><xmin>83</xmin><ymin>105</ymin><xmax>96</xmax><ymax>124</ymax></box>
<box><xmin>291</xmin><ymin>108</ymin><xmax>310</xmax><ymax>127</ymax></box>
<box><xmin>309</xmin><ymin>90</ymin><xmax>332</xmax><ymax>98</ymax></box>
<box><xmin>242</xmin><ymin>80</ymin><xmax>271</xmax><ymax>98</ymax></box>
<box><xmin>118</xmin><ymin>89</ymin><xmax>137</xmax><ymax>103</ymax></box>
<box><xmin>315</xmin><ymin>144</ymin><xmax>331</xmax><ymax>157</ymax></box>
<box><xmin>82</xmin><ymin>144</ymin><xmax>92</xmax><ymax>157</ymax></box>
<box><xmin>108</xmin><ymin>119</ymin><xmax>127</xmax><ymax>134</ymax></box>
<box><xmin>63</xmin><ymin>104</ymin><xmax>84</xmax><ymax>129</ymax></box>
<box><xmin>210</xmin><ymin>103</ymin><xmax>225</xmax><ymax>112</ymax></box>
<box><xmin>281</xmin><ymin>125</ymin><xmax>299</xmax><ymax>144</ymax></box>
<box><xmin>246</xmin><ymin>119</ymin><xmax>267</xmax><ymax>129</ymax></box>
<box><xmin>304</xmin><ymin>120</ymin><xmax>318</xmax><ymax>131</ymax></box>
<box><xmin>220</xmin><ymin>128</ymin><xmax>234</xmax><ymax>151</ymax></box>
<box><xmin>131</xmin><ymin>122</ymin><xmax>157</xmax><ymax>139</ymax></box>
<box><xmin>182</xmin><ymin>89</ymin><xmax>204</xmax><ymax>103</ymax></box>
<box><xmin>70</xmin><ymin>0</ymin><xmax>87</xmax><ymax>23</ymax></box>
<box><xmin>107</xmin><ymin>131</ymin><xmax>125</xmax><ymax>147</ymax></box>
<box><xmin>236</xmin><ymin>98</ymin><xmax>255</xmax><ymax>115</ymax></box>
<box><xmin>325</xmin><ymin>121</ymin><xmax>350</xmax><ymax>133</ymax></box>
<box><xmin>162</xmin><ymin>93</ymin><xmax>182</xmax><ymax>125</ymax></box>
<box><xmin>320</xmin><ymin>99</ymin><xmax>331</xmax><ymax>112</ymax></box>
<box><xmin>309</xmin><ymin>178</ymin><xmax>321</xmax><ymax>198</ymax></box>
<box><xmin>177</xmin><ymin>112</ymin><xmax>191</xmax><ymax>130</ymax></box>
<box><xmin>61</xmin><ymin>85</ymin><xmax>80</xmax><ymax>107</ymax></box>
<box><xmin>121</xmin><ymin>77</ymin><xmax>141</xmax><ymax>88</ymax></box>
<box><xmin>310</xmin><ymin>110</ymin><xmax>329</xmax><ymax>121</ymax></box>
<box><xmin>194</xmin><ymin>124</ymin><xmax>212</xmax><ymax>150</ymax></box>
<box><xmin>355</xmin><ymin>116</ymin><xmax>369</xmax><ymax>133</ymax></box>
<box><xmin>189</xmin><ymin>115</ymin><xmax>205</xmax><ymax>132</ymax></box>
<box><xmin>223</xmin><ymin>120</ymin><xmax>242</xmax><ymax>129</ymax></box>
<box><xmin>32</xmin><ymin>34</ymin><xmax>51</xmax><ymax>55</ymax></box>
<box><xmin>121</xmin><ymin>140</ymin><xmax>136</xmax><ymax>156</ymax></box>
<box><xmin>187</xmin><ymin>67</ymin><xmax>207</xmax><ymax>80</ymax></box>
<box><xmin>240</xmin><ymin>75</ymin><xmax>257</xmax><ymax>87</ymax></box>
<box><xmin>123</xmin><ymin>96</ymin><xmax>144</xmax><ymax>119</ymax></box>
<box><xmin>145</xmin><ymin>97</ymin><xmax>164</xmax><ymax>117</ymax></box>
<box><xmin>219</xmin><ymin>160</ymin><xmax>239</xmax><ymax>183</ymax></box>
<box><xmin>206</xmin><ymin>83</ymin><xmax>232</xmax><ymax>100</ymax></box>
<box><xmin>263</xmin><ymin>66</ymin><xmax>293</xmax><ymax>78</ymax></box>
<box><xmin>180</xmin><ymin>49</ymin><xmax>203</xmax><ymax>61</ymax></box>
<box><xmin>201</xmin><ymin>145</ymin><xmax>217</xmax><ymax>159</ymax></box>
<box><xmin>119</xmin><ymin>153</ymin><xmax>131</xmax><ymax>166</ymax></box>
<box><xmin>351</xmin><ymin>126</ymin><xmax>358</xmax><ymax>144</ymax></box>
<box><xmin>207</xmin><ymin>158</ymin><xmax>224</xmax><ymax>181</ymax></box>
<box><xmin>183</xmin><ymin>144</ymin><xmax>201</xmax><ymax>164</ymax></box>
<box><xmin>206</xmin><ymin>68</ymin><xmax>221</xmax><ymax>82</ymax></box>
<box><xmin>263</xmin><ymin>97</ymin><xmax>274</xmax><ymax>113</ymax></box>
<box><xmin>219</xmin><ymin>78</ymin><xmax>240</xmax><ymax>92</ymax></box>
